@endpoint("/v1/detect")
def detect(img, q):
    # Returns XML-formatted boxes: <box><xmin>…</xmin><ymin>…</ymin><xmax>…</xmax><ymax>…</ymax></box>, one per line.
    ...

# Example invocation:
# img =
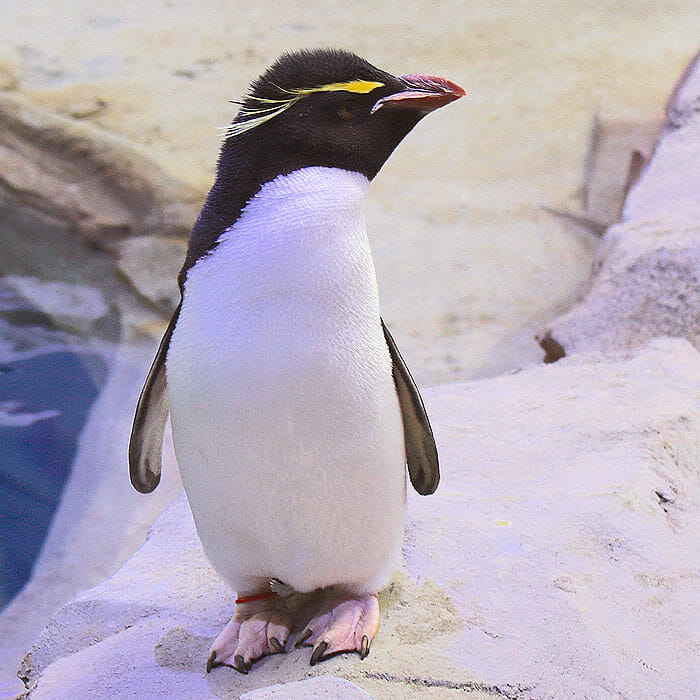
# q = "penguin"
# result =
<box><xmin>129</xmin><ymin>48</ymin><xmax>464</xmax><ymax>674</ymax></box>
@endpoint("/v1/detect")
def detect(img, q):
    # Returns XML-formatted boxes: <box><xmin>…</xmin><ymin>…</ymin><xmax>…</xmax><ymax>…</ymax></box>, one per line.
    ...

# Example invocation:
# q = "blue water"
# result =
<box><xmin>0</xmin><ymin>350</ymin><xmax>107</xmax><ymax>608</ymax></box>
<box><xmin>0</xmin><ymin>191</ymin><xmax>122</xmax><ymax>611</ymax></box>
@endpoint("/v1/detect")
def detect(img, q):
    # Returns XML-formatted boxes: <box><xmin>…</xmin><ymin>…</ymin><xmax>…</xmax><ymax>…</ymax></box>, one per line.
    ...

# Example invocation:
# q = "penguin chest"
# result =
<box><xmin>168</xmin><ymin>167</ymin><xmax>398</xmax><ymax>440</ymax></box>
<box><xmin>166</xmin><ymin>168</ymin><xmax>406</xmax><ymax>589</ymax></box>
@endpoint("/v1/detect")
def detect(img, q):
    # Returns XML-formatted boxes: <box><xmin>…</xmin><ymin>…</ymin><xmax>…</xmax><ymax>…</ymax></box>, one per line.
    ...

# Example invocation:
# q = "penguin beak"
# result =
<box><xmin>371</xmin><ymin>74</ymin><xmax>466</xmax><ymax>114</ymax></box>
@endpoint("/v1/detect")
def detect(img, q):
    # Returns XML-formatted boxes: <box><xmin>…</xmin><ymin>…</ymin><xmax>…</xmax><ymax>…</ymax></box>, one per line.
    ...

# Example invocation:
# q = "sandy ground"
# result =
<box><xmin>2</xmin><ymin>1</ymin><xmax>699</xmax><ymax>384</ymax></box>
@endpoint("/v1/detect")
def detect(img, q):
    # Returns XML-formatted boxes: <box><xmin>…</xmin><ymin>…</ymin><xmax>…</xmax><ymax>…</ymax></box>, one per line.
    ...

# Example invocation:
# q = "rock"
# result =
<box><xmin>0</xmin><ymin>91</ymin><xmax>202</xmax><ymax>257</ymax></box>
<box><xmin>545</xmin><ymin>113</ymin><xmax>662</xmax><ymax>245</ymax></box>
<box><xmin>581</xmin><ymin>114</ymin><xmax>660</xmax><ymax>228</ymax></box>
<box><xmin>1</xmin><ymin>276</ymin><xmax>109</xmax><ymax>336</ymax></box>
<box><xmin>116</xmin><ymin>236</ymin><xmax>186</xmax><ymax>313</ymax></box>
<box><xmin>65</xmin><ymin>97</ymin><xmax>106</xmax><ymax>119</ymax></box>
<box><xmin>240</xmin><ymin>676</ymin><xmax>375</xmax><ymax>700</ymax></box>
<box><xmin>15</xmin><ymin>338</ymin><xmax>700</xmax><ymax>700</ymax></box>
<box><xmin>538</xmin><ymin>51</ymin><xmax>700</xmax><ymax>360</ymax></box>
<box><xmin>0</xmin><ymin>64</ymin><xmax>18</xmax><ymax>91</ymax></box>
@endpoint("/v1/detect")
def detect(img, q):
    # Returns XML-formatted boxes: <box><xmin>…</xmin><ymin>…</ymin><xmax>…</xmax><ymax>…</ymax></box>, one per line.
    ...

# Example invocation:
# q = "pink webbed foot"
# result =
<box><xmin>207</xmin><ymin>592</ymin><xmax>292</xmax><ymax>674</ymax></box>
<box><xmin>295</xmin><ymin>592</ymin><xmax>380</xmax><ymax>665</ymax></box>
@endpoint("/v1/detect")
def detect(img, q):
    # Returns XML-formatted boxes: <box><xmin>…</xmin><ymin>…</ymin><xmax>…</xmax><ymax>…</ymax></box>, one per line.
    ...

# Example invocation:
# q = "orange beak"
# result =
<box><xmin>371</xmin><ymin>74</ymin><xmax>466</xmax><ymax>114</ymax></box>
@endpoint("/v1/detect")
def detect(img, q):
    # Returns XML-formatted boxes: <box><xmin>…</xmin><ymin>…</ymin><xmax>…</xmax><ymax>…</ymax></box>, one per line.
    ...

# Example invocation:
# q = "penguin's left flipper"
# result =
<box><xmin>129</xmin><ymin>303</ymin><xmax>181</xmax><ymax>494</ymax></box>
<box><xmin>381</xmin><ymin>319</ymin><xmax>440</xmax><ymax>495</ymax></box>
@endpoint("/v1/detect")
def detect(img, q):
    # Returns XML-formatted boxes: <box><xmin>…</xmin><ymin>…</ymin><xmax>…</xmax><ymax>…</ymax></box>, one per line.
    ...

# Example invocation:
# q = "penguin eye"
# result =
<box><xmin>337</xmin><ymin>99</ymin><xmax>360</xmax><ymax>120</ymax></box>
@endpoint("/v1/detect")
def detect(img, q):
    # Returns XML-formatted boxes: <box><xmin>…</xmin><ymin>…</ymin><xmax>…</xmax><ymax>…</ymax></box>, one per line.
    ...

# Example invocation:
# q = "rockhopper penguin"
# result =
<box><xmin>129</xmin><ymin>48</ymin><xmax>464</xmax><ymax>673</ymax></box>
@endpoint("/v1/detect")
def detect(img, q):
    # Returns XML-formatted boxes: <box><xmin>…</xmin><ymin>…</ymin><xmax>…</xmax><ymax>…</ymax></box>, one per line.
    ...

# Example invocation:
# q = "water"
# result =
<box><xmin>0</xmin><ymin>349</ymin><xmax>107</xmax><ymax>608</ymax></box>
<box><xmin>0</xmin><ymin>199</ymin><xmax>121</xmax><ymax>611</ymax></box>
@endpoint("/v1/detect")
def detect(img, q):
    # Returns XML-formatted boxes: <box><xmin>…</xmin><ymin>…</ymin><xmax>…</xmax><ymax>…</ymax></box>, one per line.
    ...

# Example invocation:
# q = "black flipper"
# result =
<box><xmin>129</xmin><ymin>303</ymin><xmax>181</xmax><ymax>493</ymax></box>
<box><xmin>381</xmin><ymin>319</ymin><xmax>439</xmax><ymax>495</ymax></box>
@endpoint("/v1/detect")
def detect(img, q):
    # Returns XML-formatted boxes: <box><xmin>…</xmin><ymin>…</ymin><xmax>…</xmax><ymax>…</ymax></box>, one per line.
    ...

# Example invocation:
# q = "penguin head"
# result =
<box><xmin>221</xmin><ymin>49</ymin><xmax>465</xmax><ymax>181</ymax></box>
<box><xmin>180</xmin><ymin>50</ymin><xmax>463</xmax><ymax>283</ymax></box>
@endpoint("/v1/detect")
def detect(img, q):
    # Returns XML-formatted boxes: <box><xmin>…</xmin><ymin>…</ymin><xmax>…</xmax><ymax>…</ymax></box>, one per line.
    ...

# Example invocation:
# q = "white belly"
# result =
<box><xmin>167</xmin><ymin>167</ymin><xmax>406</xmax><ymax>594</ymax></box>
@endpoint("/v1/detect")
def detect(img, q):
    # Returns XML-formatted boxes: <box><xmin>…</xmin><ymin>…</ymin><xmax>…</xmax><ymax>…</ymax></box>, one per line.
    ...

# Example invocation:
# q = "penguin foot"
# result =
<box><xmin>295</xmin><ymin>592</ymin><xmax>379</xmax><ymax>665</ymax></box>
<box><xmin>206</xmin><ymin>594</ymin><xmax>291</xmax><ymax>673</ymax></box>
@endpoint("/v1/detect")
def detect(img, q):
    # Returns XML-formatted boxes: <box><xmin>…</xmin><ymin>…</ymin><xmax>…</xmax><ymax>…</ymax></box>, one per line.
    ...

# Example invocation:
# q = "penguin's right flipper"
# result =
<box><xmin>129</xmin><ymin>303</ymin><xmax>180</xmax><ymax>493</ymax></box>
<box><xmin>381</xmin><ymin>319</ymin><xmax>440</xmax><ymax>495</ymax></box>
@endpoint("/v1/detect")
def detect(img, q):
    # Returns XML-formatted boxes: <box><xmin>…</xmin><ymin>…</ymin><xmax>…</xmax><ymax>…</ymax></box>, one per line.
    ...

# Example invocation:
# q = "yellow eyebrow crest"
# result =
<box><xmin>294</xmin><ymin>80</ymin><xmax>385</xmax><ymax>95</ymax></box>
<box><xmin>223</xmin><ymin>80</ymin><xmax>385</xmax><ymax>139</ymax></box>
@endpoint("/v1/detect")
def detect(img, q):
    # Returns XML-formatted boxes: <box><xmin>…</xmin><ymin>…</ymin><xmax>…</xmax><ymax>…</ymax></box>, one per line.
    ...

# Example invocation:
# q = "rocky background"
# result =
<box><xmin>0</xmin><ymin>2</ymin><xmax>699</xmax><ymax>699</ymax></box>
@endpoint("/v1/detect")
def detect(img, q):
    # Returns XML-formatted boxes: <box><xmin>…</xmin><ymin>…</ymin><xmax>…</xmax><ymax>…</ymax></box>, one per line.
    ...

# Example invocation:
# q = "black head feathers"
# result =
<box><xmin>251</xmin><ymin>49</ymin><xmax>397</xmax><ymax>100</ymax></box>
<box><xmin>225</xmin><ymin>50</ymin><xmax>403</xmax><ymax>140</ymax></box>
<box><xmin>179</xmin><ymin>49</ymin><xmax>463</xmax><ymax>285</ymax></box>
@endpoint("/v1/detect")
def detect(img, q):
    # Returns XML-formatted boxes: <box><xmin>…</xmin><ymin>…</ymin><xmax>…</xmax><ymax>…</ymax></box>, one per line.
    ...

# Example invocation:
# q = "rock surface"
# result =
<box><xmin>538</xmin><ymin>51</ymin><xmax>700</xmax><ymax>359</ymax></box>
<box><xmin>17</xmin><ymin>338</ymin><xmax>700</xmax><ymax>700</ymax></box>
<box><xmin>0</xmin><ymin>91</ymin><xmax>201</xmax><ymax>251</ymax></box>
<box><xmin>239</xmin><ymin>676</ymin><xmax>374</xmax><ymax>700</ymax></box>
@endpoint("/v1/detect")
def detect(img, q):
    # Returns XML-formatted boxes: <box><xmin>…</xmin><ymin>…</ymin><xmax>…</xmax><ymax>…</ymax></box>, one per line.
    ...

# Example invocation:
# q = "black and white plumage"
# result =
<box><xmin>129</xmin><ymin>48</ymin><xmax>463</xmax><ymax>672</ymax></box>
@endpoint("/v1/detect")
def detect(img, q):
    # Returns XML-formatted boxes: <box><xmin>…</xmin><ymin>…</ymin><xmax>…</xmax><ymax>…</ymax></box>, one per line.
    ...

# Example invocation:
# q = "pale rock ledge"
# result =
<box><xmin>537</xmin><ymin>51</ymin><xmax>700</xmax><ymax>360</ymax></box>
<box><xmin>16</xmin><ymin>338</ymin><xmax>700</xmax><ymax>700</ymax></box>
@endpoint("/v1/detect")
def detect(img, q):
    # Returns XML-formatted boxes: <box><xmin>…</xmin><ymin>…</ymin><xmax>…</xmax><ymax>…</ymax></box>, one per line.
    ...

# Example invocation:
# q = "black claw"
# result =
<box><xmin>206</xmin><ymin>651</ymin><xmax>217</xmax><ymax>673</ymax></box>
<box><xmin>295</xmin><ymin>628</ymin><xmax>313</xmax><ymax>648</ymax></box>
<box><xmin>310</xmin><ymin>640</ymin><xmax>328</xmax><ymax>666</ymax></box>
<box><xmin>360</xmin><ymin>635</ymin><xmax>370</xmax><ymax>659</ymax></box>
<box><xmin>233</xmin><ymin>655</ymin><xmax>250</xmax><ymax>675</ymax></box>
<box><xmin>270</xmin><ymin>637</ymin><xmax>285</xmax><ymax>654</ymax></box>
